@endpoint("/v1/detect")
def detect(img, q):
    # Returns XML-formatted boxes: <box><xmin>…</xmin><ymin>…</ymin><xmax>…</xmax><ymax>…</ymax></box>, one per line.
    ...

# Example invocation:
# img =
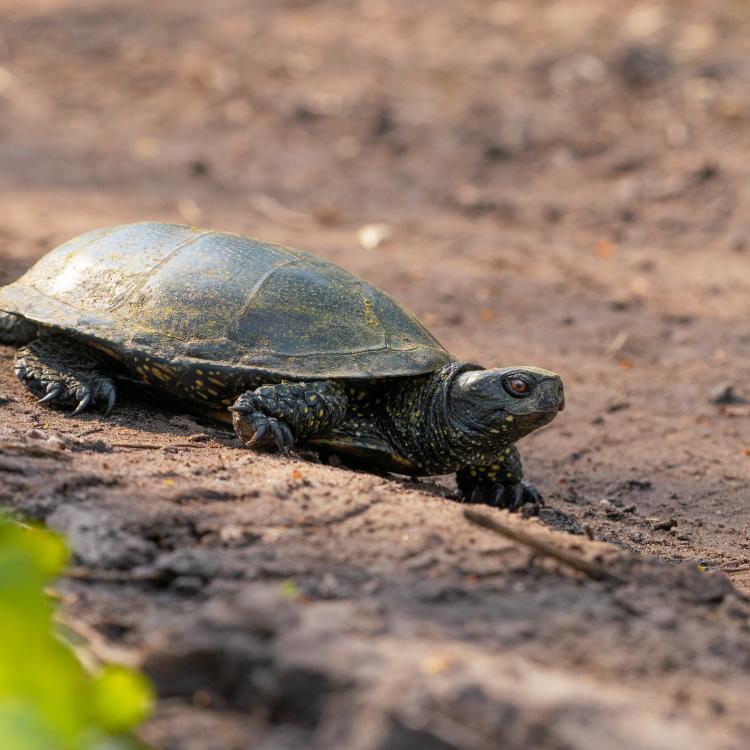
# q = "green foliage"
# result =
<box><xmin>0</xmin><ymin>519</ymin><xmax>153</xmax><ymax>750</ymax></box>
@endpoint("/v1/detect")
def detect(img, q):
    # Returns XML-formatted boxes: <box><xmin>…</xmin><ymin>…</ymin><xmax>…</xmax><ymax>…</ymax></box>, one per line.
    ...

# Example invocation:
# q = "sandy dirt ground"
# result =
<box><xmin>3</xmin><ymin>1</ymin><xmax>750</xmax><ymax>748</ymax></box>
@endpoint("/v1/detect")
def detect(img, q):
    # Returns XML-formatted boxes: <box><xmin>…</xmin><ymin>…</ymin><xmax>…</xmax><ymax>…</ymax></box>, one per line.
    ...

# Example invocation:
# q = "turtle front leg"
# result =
<box><xmin>15</xmin><ymin>336</ymin><xmax>117</xmax><ymax>416</ymax></box>
<box><xmin>456</xmin><ymin>444</ymin><xmax>543</xmax><ymax>514</ymax></box>
<box><xmin>230</xmin><ymin>381</ymin><xmax>348</xmax><ymax>452</ymax></box>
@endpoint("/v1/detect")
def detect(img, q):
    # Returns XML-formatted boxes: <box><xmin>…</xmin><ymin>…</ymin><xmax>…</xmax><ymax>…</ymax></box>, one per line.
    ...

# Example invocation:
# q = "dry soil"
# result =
<box><xmin>2</xmin><ymin>2</ymin><xmax>750</xmax><ymax>749</ymax></box>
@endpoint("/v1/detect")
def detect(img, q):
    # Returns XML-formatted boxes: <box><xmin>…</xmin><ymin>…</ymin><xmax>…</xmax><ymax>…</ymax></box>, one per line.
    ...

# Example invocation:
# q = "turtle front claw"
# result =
<box><xmin>38</xmin><ymin>381</ymin><xmax>65</xmax><ymax>404</ymax></box>
<box><xmin>463</xmin><ymin>479</ymin><xmax>543</xmax><ymax>515</ymax></box>
<box><xmin>231</xmin><ymin>402</ymin><xmax>295</xmax><ymax>453</ymax></box>
<box><xmin>489</xmin><ymin>480</ymin><xmax>543</xmax><ymax>515</ymax></box>
<box><xmin>231</xmin><ymin>381</ymin><xmax>346</xmax><ymax>454</ymax></box>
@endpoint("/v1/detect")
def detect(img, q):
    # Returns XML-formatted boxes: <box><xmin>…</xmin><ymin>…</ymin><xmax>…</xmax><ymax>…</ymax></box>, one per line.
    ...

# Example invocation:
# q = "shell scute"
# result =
<box><xmin>0</xmin><ymin>222</ymin><xmax>453</xmax><ymax>381</ymax></box>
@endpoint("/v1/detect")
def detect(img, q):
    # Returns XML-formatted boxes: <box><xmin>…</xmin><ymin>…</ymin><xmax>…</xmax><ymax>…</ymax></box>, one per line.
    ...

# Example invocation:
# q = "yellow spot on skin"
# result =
<box><xmin>208</xmin><ymin>377</ymin><xmax>223</xmax><ymax>386</ymax></box>
<box><xmin>207</xmin><ymin>388</ymin><xmax>219</xmax><ymax>396</ymax></box>
<box><xmin>506</xmin><ymin>472</ymin><xmax>513</xmax><ymax>478</ymax></box>
<box><xmin>195</xmin><ymin>380</ymin><xmax>204</xmax><ymax>386</ymax></box>
<box><xmin>196</xmin><ymin>369</ymin><xmax>204</xmax><ymax>375</ymax></box>
<box><xmin>318</xmin><ymin>409</ymin><xmax>325</xmax><ymax>417</ymax></box>
<box><xmin>303</xmin><ymin>407</ymin><xmax>309</xmax><ymax>414</ymax></box>
<box><xmin>309</xmin><ymin>395</ymin><xmax>316</xmax><ymax>401</ymax></box>
<box><xmin>505</xmin><ymin>415</ymin><xmax>514</xmax><ymax>422</ymax></box>
<box><xmin>491</xmin><ymin>464</ymin><xmax>500</xmax><ymax>470</ymax></box>
<box><xmin>470</xmin><ymin>470</ymin><xmax>477</xmax><ymax>477</ymax></box>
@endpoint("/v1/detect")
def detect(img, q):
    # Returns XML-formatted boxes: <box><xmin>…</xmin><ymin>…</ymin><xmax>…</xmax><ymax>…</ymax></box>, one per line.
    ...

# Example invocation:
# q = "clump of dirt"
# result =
<box><xmin>3</xmin><ymin>1</ymin><xmax>750</xmax><ymax>748</ymax></box>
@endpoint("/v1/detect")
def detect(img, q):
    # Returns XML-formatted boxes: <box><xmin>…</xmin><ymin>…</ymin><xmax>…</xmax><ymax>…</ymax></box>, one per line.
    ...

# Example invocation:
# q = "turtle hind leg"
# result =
<box><xmin>0</xmin><ymin>312</ymin><xmax>38</xmax><ymax>344</ymax></box>
<box><xmin>230</xmin><ymin>381</ymin><xmax>348</xmax><ymax>452</ymax></box>
<box><xmin>15</xmin><ymin>335</ymin><xmax>117</xmax><ymax>416</ymax></box>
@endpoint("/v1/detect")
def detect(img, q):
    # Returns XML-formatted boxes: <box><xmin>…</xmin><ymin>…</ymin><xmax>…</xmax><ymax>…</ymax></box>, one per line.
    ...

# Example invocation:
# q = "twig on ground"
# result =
<box><xmin>55</xmin><ymin>611</ymin><xmax>139</xmax><ymax>669</ymax></box>
<box><xmin>721</xmin><ymin>565</ymin><xmax>750</xmax><ymax>574</ymax></box>
<box><xmin>463</xmin><ymin>508</ymin><xmax>625</xmax><ymax>583</ymax></box>
<box><xmin>65</xmin><ymin>566</ymin><xmax>142</xmax><ymax>583</ymax></box>
<box><xmin>109</xmin><ymin>441</ymin><xmax>202</xmax><ymax>450</ymax></box>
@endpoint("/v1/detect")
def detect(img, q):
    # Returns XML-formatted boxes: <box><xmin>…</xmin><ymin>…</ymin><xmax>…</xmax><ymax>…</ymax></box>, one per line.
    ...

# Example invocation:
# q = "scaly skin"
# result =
<box><xmin>230</xmin><ymin>381</ymin><xmax>348</xmax><ymax>451</ymax></box>
<box><xmin>5</xmin><ymin>324</ymin><xmax>563</xmax><ymax>512</ymax></box>
<box><xmin>229</xmin><ymin>363</ymin><xmax>563</xmax><ymax>512</ymax></box>
<box><xmin>14</xmin><ymin>336</ymin><xmax>117</xmax><ymax>416</ymax></box>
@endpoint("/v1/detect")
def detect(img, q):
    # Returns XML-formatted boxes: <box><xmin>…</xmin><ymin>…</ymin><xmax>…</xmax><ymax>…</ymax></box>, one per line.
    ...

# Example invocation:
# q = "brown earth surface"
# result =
<box><xmin>3</xmin><ymin>1</ymin><xmax>750</xmax><ymax>748</ymax></box>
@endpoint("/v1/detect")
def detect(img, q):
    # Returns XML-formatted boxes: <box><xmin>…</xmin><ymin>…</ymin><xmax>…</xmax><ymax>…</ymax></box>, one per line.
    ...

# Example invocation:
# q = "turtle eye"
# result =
<box><xmin>503</xmin><ymin>375</ymin><xmax>532</xmax><ymax>398</ymax></box>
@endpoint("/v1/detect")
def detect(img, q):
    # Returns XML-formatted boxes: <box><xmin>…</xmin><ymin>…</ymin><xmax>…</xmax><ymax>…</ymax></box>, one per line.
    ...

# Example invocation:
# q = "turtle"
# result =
<box><xmin>0</xmin><ymin>222</ymin><xmax>564</xmax><ymax>510</ymax></box>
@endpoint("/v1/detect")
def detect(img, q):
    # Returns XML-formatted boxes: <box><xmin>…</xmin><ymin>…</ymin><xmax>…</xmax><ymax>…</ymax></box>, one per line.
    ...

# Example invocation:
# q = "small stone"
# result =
<box><xmin>710</xmin><ymin>383</ymin><xmax>747</xmax><ymax>405</ymax></box>
<box><xmin>188</xmin><ymin>433</ymin><xmax>211</xmax><ymax>442</ymax></box>
<box><xmin>606</xmin><ymin>401</ymin><xmax>631</xmax><ymax>413</ymax></box>
<box><xmin>189</xmin><ymin>159</ymin><xmax>210</xmax><ymax>177</ymax></box>
<box><xmin>171</xmin><ymin>575</ymin><xmax>205</xmax><ymax>595</ymax></box>
<box><xmin>651</xmin><ymin>518</ymin><xmax>678</xmax><ymax>531</ymax></box>
<box><xmin>615</xmin><ymin>46</ymin><xmax>672</xmax><ymax>89</ymax></box>
<box><xmin>357</xmin><ymin>223</ymin><xmax>392</xmax><ymax>250</ymax></box>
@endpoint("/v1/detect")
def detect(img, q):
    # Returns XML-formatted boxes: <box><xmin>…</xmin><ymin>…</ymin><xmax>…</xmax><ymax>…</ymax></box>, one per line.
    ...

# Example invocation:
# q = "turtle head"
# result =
<box><xmin>449</xmin><ymin>366</ymin><xmax>564</xmax><ymax>443</ymax></box>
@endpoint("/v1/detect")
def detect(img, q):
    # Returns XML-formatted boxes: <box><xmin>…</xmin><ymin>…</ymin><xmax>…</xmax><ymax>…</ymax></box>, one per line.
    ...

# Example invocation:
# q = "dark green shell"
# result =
<box><xmin>0</xmin><ymin>222</ymin><xmax>452</xmax><ymax>381</ymax></box>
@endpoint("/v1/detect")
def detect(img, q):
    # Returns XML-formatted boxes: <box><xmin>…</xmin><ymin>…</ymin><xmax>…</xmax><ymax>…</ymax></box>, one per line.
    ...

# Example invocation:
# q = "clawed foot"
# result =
<box><xmin>15</xmin><ymin>343</ymin><xmax>116</xmax><ymax>416</ymax></box>
<box><xmin>466</xmin><ymin>480</ymin><xmax>543</xmax><ymax>515</ymax></box>
<box><xmin>230</xmin><ymin>394</ymin><xmax>295</xmax><ymax>452</ymax></box>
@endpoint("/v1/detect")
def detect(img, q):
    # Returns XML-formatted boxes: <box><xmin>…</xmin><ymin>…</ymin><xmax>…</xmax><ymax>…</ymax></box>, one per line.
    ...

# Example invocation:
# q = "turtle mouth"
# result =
<box><xmin>536</xmin><ymin>380</ymin><xmax>565</xmax><ymax>412</ymax></box>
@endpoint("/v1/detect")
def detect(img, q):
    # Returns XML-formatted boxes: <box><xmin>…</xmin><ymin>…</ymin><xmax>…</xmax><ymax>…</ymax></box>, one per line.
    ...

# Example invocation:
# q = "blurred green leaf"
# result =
<box><xmin>91</xmin><ymin>667</ymin><xmax>154</xmax><ymax>733</ymax></box>
<box><xmin>278</xmin><ymin>579</ymin><xmax>300</xmax><ymax>599</ymax></box>
<box><xmin>0</xmin><ymin>516</ymin><xmax>153</xmax><ymax>749</ymax></box>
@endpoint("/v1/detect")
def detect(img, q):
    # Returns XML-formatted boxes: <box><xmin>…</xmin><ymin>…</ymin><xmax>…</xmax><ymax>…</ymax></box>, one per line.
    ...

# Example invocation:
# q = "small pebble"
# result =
<box><xmin>710</xmin><ymin>383</ymin><xmax>747</xmax><ymax>405</ymax></box>
<box><xmin>651</xmin><ymin>518</ymin><xmax>678</xmax><ymax>531</ymax></box>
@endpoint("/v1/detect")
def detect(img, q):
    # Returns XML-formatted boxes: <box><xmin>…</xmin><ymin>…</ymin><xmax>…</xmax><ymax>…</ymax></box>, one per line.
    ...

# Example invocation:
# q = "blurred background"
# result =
<box><xmin>4</xmin><ymin>0</ymin><xmax>750</xmax><ymax>422</ymax></box>
<box><xmin>4</xmin><ymin>3</ymin><xmax>750</xmax><ymax>748</ymax></box>
<box><xmin>3</xmin><ymin>0</ymin><xmax>750</xmax><ymax>347</ymax></box>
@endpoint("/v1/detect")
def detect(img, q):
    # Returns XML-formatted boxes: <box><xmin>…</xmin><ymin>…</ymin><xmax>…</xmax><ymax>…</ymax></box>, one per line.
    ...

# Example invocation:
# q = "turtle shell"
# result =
<box><xmin>0</xmin><ymin>222</ymin><xmax>453</xmax><ymax>381</ymax></box>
